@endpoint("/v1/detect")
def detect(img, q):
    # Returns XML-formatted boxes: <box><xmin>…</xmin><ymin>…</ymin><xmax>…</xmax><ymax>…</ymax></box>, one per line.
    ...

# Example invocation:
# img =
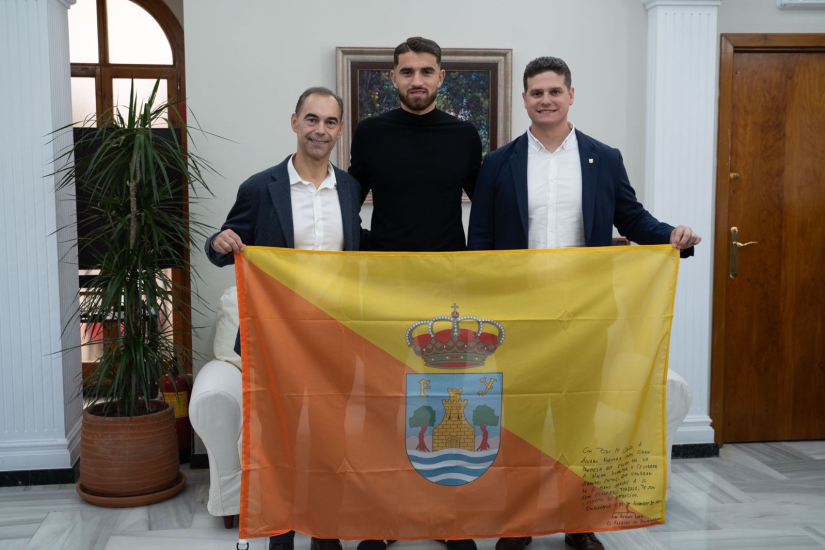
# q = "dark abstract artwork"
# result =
<box><xmin>336</xmin><ymin>48</ymin><xmax>511</xmax><ymax>173</ymax></box>
<box><xmin>357</xmin><ymin>69</ymin><xmax>492</xmax><ymax>154</ymax></box>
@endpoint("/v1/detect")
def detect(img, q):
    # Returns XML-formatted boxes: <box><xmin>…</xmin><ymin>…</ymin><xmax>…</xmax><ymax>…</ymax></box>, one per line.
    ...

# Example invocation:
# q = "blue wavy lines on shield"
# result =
<box><xmin>408</xmin><ymin>448</ymin><xmax>497</xmax><ymax>466</ymax></box>
<box><xmin>407</xmin><ymin>448</ymin><xmax>497</xmax><ymax>486</ymax></box>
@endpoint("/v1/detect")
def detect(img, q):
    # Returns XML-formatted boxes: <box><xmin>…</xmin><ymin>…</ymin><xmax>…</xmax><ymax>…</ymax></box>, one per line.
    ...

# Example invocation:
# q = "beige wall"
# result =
<box><xmin>719</xmin><ymin>0</ymin><xmax>825</xmax><ymax>33</ymax></box>
<box><xmin>181</xmin><ymin>0</ymin><xmax>825</xmax><ymax>455</ymax></box>
<box><xmin>161</xmin><ymin>0</ymin><xmax>183</xmax><ymax>26</ymax></box>
<box><xmin>183</xmin><ymin>0</ymin><xmax>650</xmax><ymax>366</ymax></box>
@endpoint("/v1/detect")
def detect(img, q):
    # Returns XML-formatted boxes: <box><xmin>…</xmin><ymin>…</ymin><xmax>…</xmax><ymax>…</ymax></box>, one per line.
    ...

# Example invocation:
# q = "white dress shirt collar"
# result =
<box><xmin>527</xmin><ymin>122</ymin><xmax>577</xmax><ymax>154</ymax></box>
<box><xmin>287</xmin><ymin>154</ymin><xmax>337</xmax><ymax>190</ymax></box>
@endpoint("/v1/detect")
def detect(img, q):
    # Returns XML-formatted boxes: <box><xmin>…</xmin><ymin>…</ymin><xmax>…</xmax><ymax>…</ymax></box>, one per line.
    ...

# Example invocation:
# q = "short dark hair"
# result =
<box><xmin>394</xmin><ymin>36</ymin><xmax>442</xmax><ymax>67</ymax></box>
<box><xmin>523</xmin><ymin>56</ymin><xmax>572</xmax><ymax>91</ymax></box>
<box><xmin>294</xmin><ymin>87</ymin><xmax>344</xmax><ymax>118</ymax></box>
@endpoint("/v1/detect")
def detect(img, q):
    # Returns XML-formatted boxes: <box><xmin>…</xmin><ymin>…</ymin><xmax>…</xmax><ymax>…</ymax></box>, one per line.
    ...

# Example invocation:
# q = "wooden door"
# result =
<box><xmin>712</xmin><ymin>35</ymin><xmax>825</xmax><ymax>444</ymax></box>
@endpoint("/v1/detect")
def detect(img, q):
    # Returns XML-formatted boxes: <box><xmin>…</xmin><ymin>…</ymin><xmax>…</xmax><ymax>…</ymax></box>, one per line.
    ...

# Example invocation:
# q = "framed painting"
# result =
<box><xmin>335</xmin><ymin>47</ymin><xmax>512</xmax><ymax>171</ymax></box>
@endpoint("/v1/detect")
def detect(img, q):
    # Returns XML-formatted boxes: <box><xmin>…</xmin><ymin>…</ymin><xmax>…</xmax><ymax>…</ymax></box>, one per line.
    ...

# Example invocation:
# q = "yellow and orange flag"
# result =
<box><xmin>236</xmin><ymin>246</ymin><xmax>679</xmax><ymax>540</ymax></box>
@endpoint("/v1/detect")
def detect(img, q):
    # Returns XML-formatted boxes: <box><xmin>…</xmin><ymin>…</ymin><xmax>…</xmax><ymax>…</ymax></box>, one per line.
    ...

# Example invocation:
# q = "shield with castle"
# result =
<box><xmin>404</xmin><ymin>304</ymin><xmax>504</xmax><ymax>486</ymax></box>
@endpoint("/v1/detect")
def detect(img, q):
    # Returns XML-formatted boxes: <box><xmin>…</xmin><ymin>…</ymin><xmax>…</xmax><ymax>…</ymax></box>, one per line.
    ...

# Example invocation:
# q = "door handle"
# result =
<box><xmin>730</xmin><ymin>227</ymin><xmax>758</xmax><ymax>278</ymax></box>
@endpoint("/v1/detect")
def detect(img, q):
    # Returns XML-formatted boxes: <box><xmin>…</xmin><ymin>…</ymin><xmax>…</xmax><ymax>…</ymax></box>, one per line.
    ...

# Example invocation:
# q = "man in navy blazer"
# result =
<box><xmin>204</xmin><ymin>149</ymin><xmax>361</xmax><ymax>262</ymax></box>
<box><xmin>206</xmin><ymin>88</ymin><xmax>361</xmax><ymax>266</ymax></box>
<box><xmin>205</xmin><ymin>87</ymin><xmax>361</xmax><ymax>550</ymax></box>
<box><xmin>468</xmin><ymin>58</ymin><xmax>699</xmax><ymax>257</ymax></box>
<box><xmin>468</xmin><ymin>58</ymin><xmax>700</xmax><ymax>550</ymax></box>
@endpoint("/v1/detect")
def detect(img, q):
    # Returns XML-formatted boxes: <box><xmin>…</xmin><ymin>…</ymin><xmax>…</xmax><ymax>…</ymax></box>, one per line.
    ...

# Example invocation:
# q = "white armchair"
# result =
<box><xmin>190</xmin><ymin>287</ymin><xmax>243</xmax><ymax>527</ymax></box>
<box><xmin>190</xmin><ymin>287</ymin><xmax>692</xmax><ymax>527</ymax></box>
<box><xmin>666</xmin><ymin>370</ymin><xmax>692</xmax><ymax>497</ymax></box>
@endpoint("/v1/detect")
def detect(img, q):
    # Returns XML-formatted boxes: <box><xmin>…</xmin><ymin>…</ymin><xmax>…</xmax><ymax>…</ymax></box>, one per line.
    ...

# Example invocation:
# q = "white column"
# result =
<box><xmin>642</xmin><ymin>0</ymin><xmax>720</xmax><ymax>444</ymax></box>
<box><xmin>0</xmin><ymin>0</ymin><xmax>82</xmax><ymax>472</ymax></box>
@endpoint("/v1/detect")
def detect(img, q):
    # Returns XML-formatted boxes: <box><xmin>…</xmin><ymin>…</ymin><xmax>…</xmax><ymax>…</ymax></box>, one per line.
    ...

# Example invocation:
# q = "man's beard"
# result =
<box><xmin>399</xmin><ymin>87</ymin><xmax>436</xmax><ymax>112</ymax></box>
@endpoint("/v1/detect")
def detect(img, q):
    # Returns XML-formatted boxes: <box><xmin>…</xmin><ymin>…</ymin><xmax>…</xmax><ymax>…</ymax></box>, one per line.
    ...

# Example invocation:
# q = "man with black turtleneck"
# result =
<box><xmin>349</xmin><ymin>36</ymin><xmax>482</xmax><ymax>252</ymax></box>
<box><xmin>347</xmin><ymin>36</ymin><xmax>482</xmax><ymax>550</ymax></box>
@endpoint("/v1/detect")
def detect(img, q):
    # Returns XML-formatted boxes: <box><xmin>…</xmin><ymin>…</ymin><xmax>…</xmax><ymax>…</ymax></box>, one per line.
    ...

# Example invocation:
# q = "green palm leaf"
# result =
<box><xmin>51</xmin><ymin>77</ymin><xmax>225</xmax><ymax>417</ymax></box>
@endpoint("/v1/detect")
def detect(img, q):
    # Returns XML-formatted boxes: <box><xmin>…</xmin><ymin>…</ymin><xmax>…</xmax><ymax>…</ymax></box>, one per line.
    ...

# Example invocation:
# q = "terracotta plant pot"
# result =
<box><xmin>77</xmin><ymin>399</ymin><xmax>183</xmax><ymax>506</ymax></box>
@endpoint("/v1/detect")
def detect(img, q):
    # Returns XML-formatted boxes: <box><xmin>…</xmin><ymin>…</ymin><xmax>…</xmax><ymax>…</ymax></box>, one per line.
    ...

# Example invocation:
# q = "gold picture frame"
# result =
<box><xmin>335</xmin><ymin>47</ymin><xmax>513</xmax><ymax>176</ymax></box>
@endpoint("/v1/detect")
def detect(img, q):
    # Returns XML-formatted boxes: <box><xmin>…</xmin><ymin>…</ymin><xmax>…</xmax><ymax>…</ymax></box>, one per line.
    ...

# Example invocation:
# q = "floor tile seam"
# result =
<box><xmin>0</xmin><ymin>525</ymin><xmax>40</xmax><ymax>548</ymax></box>
<box><xmin>668</xmin><ymin>490</ymin><xmax>753</xmax><ymax>508</ymax></box>
<box><xmin>678</xmin><ymin>459</ymin><xmax>786</xmax><ymax>479</ymax></box>
<box><xmin>737</xmin><ymin>443</ymin><xmax>811</xmax><ymax>461</ymax></box>
<box><xmin>798</xmin><ymin>525</ymin><xmax>825</xmax><ymax>545</ymax></box>
<box><xmin>762</xmin><ymin>458</ymin><xmax>825</xmax><ymax>467</ymax></box>
<box><xmin>647</xmin><ymin>532</ymin><xmax>811</xmax><ymax>540</ymax></box>
<box><xmin>698</xmin><ymin>502</ymin><xmax>823</xmax><ymax>517</ymax></box>
<box><xmin>1</xmin><ymin>537</ymin><xmax>32</xmax><ymax>550</ymax></box>
<box><xmin>647</xmin><ymin>526</ymin><xmax>824</xmax><ymax>537</ymax></box>
<box><xmin>670</xmin><ymin>474</ymin><xmax>756</xmax><ymax>502</ymax></box>
<box><xmin>0</xmin><ymin>519</ymin><xmax>47</xmax><ymax>527</ymax></box>
<box><xmin>645</xmin><ymin>524</ymin><xmax>725</xmax><ymax>534</ymax></box>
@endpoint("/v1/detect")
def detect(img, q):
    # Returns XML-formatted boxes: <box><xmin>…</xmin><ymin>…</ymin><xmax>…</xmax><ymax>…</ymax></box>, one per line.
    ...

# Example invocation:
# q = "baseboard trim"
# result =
<box><xmin>0</xmin><ymin>459</ymin><xmax>80</xmax><ymax>487</ymax></box>
<box><xmin>0</xmin><ymin>444</ymin><xmax>714</xmax><ymax>484</ymax></box>
<box><xmin>190</xmin><ymin>453</ymin><xmax>209</xmax><ymax>470</ymax></box>
<box><xmin>673</xmin><ymin>415</ymin><xmax>716</xmax><ymax>445</ymax></box>
<box><xmin>0</xmin><ymin>431</ymin><xmax>82</xmax><ymax>471</ymax></box>
<box><xmin>672</xmin><ymin>442</ymin><xmax>719</xmax><ymax>459</ymax></box>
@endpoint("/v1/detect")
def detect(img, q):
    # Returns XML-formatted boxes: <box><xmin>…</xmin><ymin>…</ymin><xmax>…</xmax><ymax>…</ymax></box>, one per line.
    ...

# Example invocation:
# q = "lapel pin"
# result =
<box><xmin>589</xmin><ymin>158</ymin><xmax>594</xmax><ymax>164</ymax></box>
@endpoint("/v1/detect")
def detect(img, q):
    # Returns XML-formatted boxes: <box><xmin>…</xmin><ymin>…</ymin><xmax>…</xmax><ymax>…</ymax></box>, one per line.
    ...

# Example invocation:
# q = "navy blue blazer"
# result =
<box><xmin>205</xmin><ymin>155</ymin><xmax>363</xmax><ymax>354</ymax></box>
<box><xmin>205</xmin><ymin>154</ymin><xmax>362</xmax><ymax>267</ymax></box>
<box><xmin>467</xmin><ymin>130</ymin><xmax>693</xmax><ymax>258</ymax></box>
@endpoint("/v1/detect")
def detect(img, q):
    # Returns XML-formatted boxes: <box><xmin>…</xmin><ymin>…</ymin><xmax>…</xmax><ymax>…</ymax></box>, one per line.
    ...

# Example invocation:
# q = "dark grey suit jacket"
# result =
<box><xmin>204</xmin><ymin>154</ymin><xmax>363</xmax><ymax>352</ymax></box>
<box><xmin>205</xmin><ymin>154</ymin><xmax>362</xmax><ymax>264</ymax></box>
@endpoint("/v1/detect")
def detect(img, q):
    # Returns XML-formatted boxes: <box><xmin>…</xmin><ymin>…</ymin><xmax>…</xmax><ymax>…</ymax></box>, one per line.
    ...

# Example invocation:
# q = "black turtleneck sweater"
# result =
<box><xmin>348</xmin><ymin>108</ymin><xmax>482</xmax><ymax>252</ymax></box>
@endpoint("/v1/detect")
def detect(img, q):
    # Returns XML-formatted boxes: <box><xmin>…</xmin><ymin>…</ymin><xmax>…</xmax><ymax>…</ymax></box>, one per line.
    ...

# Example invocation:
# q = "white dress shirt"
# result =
<box><xmin>526</xmin><ymin>124</ymin><xmax>585</xmax><ymax>249</ymax></box>
<box><xmin>287</xmin><ymin>155</ymin><xmax>344</xmax><ymax>251</ymax></box>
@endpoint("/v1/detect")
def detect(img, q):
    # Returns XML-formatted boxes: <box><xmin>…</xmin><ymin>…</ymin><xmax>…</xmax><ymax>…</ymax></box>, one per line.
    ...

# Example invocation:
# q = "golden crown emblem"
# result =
<box><xmin>405</xmin><ymin>304</ymin><xmax>505</xmax><ymax>368</ymax></box>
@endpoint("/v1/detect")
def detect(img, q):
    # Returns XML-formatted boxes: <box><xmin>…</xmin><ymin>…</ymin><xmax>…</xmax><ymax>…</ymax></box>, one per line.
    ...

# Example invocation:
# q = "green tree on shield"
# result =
<box><xmin>409</xmin><ymin>405</ymin><xmax>436</xmax><ymax>452</ymax></box>
<box><xmin>472</xmin><ymin>404</ymin><xmax>499</xmax><ymax>451</ymax></box>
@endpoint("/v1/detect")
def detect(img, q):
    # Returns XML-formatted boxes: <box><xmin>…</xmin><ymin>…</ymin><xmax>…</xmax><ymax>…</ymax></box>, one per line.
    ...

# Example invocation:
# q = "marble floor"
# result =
<box><xmin>1</xmin><ymin>441</ymin><xmax>823</xmax><ymax>550</ymax></box>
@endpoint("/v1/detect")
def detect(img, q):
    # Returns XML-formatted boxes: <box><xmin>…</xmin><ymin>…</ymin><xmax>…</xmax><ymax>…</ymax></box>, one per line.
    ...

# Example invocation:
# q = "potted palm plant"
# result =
<box><xmin>53</xmin><ymin>79</ymin><xmax>216</xmax><ymax>506</ymax></box>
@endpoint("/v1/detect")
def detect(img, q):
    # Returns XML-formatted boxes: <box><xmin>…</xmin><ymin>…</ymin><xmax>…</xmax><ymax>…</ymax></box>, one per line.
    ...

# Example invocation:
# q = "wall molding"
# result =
<box><xmin>777</xmin><ymin>0</ymin><xmax>825</xmax><ymax>8</ymax></box>
<box><xmin>642</xmin><ymin>0</ymin><xmax>720</xmax><ymax>444</ymax></box>
<box><xmin>642</xmin><ymin>0</ymin><xmax>721</xmax><ymax>7</ymax></box>
<box><xmin>0</xmin><ymin>0</ymin><xmax>81</xmax><ymax>473</ymax></box>
<box><xmin>66</xmin><ymin>416</ymin><xmax>82</xmax><ymax>466</ymax></box>
<box><xmin>672</xmin><ymin>416</ymin><xmax>716</xmax><ymax>445</ymax></box>
<box><xmin>0</xmin><ymin>416</ymin><xmax>79</xmax><ymax>471</ymax></box>
<box><xmin>52</xmin><ymin>0</ymin><xmax>77</xmax><ymax>9</ymax></box>
<box><xmin>0</xmin><ymin>433</ymin><xmax>79</xmax><ymax>471</ymax></box>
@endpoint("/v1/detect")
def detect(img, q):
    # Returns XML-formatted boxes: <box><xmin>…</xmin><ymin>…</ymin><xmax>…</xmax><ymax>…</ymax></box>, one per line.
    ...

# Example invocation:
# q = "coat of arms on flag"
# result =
<box><xmin>235</xmin><ymin>246</ymin><xmax>679</xmax><ymax>541</ymax></box>
<box><xmin>405</xmin><ymin>304</ymin><xmax>504</xmax><ymax>486</ymax></box>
